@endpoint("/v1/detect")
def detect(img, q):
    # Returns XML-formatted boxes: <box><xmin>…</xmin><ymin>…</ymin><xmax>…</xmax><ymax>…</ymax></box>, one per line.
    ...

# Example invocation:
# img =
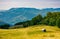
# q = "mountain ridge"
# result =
<box><xmin>0</xmin><ymin>8</ymin><xmax>60</xmax><ymax>25</ymax></box>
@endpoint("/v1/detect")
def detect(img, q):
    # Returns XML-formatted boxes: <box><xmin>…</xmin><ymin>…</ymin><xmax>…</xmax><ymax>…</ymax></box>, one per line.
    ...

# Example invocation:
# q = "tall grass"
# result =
<box><xmin>0</xmin><ymin>25</ymin><xmax>60</xmax><ymax>39</ymax></box>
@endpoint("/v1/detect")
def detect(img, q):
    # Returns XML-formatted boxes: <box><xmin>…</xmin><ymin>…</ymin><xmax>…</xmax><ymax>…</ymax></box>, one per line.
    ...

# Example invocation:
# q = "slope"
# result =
<box><xmin>0</xmin><ymin>25</ymin><xmax>60</xmax><ymax>39</ymax></box>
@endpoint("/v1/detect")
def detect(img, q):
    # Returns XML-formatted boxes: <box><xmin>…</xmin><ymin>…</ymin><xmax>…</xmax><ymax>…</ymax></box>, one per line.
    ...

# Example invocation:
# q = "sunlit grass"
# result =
<box><xmin>0</xmin><ymin>25</ymin><xmax>60</xmax><ymax>39</ymax></box>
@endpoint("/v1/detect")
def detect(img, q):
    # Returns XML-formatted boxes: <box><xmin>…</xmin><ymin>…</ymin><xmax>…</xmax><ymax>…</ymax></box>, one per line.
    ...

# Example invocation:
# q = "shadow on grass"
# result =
<box><xmin>49</xmin><ymin>35</ymin><xmax>55</xmax><ymax>37</ymax></box>
<box><xmin>0</xmin><ymin>36</ymin><xmax>3</xmax><ymax>39</ymax></box>
<box><xmin>0</xmin><ymin>32</ymin><xmax>24</xmax><ymax>37</ymax></box>
<box><xmin>27</xmin><ymin>30</ymin><xmax>53</xmax><ymax>35</ymax></box>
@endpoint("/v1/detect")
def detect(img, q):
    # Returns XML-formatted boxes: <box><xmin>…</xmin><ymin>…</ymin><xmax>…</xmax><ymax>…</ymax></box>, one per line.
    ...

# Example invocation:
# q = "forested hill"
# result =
<box><xmin>0</xmin><ymin>12</ymin><xmax>60</xmax><ymax>29</ymax></box>
<box><xmin>14</xmin><ymin>12</ymin><xmax>60</xmax><ymax>29</ymax></box>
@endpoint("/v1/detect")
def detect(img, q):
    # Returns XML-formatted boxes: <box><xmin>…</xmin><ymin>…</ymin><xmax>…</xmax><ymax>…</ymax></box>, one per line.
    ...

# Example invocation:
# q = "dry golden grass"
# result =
<box><xmin>0</xmin><ymin>25</ymin><xmax>60</xmax><ymax>39</ymax></box>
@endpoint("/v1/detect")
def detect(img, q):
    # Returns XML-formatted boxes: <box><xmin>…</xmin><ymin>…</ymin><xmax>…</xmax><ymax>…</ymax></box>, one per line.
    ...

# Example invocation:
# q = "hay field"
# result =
<box><xmin>0</xmin><ymin>25</ymin><xmax>60</xmax><ymax>39</ymax></box>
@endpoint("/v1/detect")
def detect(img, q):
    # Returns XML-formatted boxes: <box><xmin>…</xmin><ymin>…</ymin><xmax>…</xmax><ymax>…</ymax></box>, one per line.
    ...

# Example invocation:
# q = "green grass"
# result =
<box><xmin>0</xmin><ymin>25</ymin><xmax>60</xmax><ymax>39</ymax></box>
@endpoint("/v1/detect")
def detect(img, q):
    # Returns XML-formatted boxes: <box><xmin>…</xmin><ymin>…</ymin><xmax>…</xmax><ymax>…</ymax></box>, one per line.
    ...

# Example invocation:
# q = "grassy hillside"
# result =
<box><xmin>0</xmin><ymin>25</ymin><xmax>60</xmax><ymax>39</ymax></box>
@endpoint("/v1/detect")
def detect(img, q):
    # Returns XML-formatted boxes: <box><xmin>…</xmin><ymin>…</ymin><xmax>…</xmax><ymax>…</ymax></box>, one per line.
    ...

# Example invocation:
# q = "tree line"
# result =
<box><xmin>0</xmin><ymin>24</ymin><xmax>10</xmax><ymax>29</ymax></box>
<box><xmin>15</xmin><ymin>12</ymin><xmax>60</xmax><ymax>28</ymax></box>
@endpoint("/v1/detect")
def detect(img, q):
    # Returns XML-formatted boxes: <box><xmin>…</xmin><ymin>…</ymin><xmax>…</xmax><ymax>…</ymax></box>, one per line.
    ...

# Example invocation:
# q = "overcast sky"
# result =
<box><xmin>0</xmin><ymin>0</ymin><xmax>60</xmax><ymax>10</ymax></box>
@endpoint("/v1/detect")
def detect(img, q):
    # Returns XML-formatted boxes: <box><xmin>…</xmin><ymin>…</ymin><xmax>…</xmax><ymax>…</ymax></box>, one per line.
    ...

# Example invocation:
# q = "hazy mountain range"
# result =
<box><xmin>0</xmin><ymin>8</ymin><xmax>60</xmax><ymax>25</ymax></box>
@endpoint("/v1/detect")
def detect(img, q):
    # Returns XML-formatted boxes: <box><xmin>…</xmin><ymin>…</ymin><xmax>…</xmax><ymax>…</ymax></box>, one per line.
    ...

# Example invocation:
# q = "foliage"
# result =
<box><xmin>56</xmin><ymin>18</ymin><xmax>60</xmax><ymax>28</ymax></box>
<box><xmin>14</xmin><ymin>14</ymin><xmax>43</xmax><ymax>28</ymax></box>
<box><xmin>0</xmin><ymin>24</ymin><xmax>10</xmax><ymax>29</ymax></box>
<box><xmin>31</xmin><ymin>14</ymin><xmax>43</xmax><ymax>25</ymax></box>
<box><xmin>43</xmin><ymin>12</ymin><xmax>60</xmax><ymax>28</ymax></box>
<box><xmin>14</xmin><ymin>12</ymin><xmax>60</xmax><ymax>28</ymax></box>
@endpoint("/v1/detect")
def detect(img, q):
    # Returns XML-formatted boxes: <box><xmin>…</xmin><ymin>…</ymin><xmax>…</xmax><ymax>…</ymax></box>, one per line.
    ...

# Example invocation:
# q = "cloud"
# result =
<box><xmin>0</xmin><ymin>0</ymin><xmax>60</xmax><ymax>10</ymax></box>
<box><xmin>0</xmin><ymin>0</ymin><xmax>60</xmax><ymax>2</ymax></box>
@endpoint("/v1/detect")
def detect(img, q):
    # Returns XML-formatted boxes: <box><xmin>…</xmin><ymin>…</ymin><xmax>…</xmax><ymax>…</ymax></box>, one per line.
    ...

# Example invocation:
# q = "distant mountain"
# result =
<box><xmin>0</xmin><ymin>8</ymin><xmax>60</xmax><ymax>25</ymax></box>
<box><xmin>0</xmin><ymin>20</ymin><xmax>7</xmax><ymax>25</ymax></box>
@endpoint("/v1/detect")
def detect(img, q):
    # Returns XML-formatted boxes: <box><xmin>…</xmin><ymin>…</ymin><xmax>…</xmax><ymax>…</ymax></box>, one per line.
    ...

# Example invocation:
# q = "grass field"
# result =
<box><xmin>0</xmin><ymin>25</ymin><xmax>60</xmax><ymax>39</ymax></box>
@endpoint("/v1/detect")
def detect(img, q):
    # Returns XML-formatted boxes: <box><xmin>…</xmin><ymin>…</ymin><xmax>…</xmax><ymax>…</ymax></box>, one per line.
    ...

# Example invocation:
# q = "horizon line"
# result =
<box><xmin>0</xmin><ymin>7</ymin><xmax>60</xmax><ymax>10</ymax></box>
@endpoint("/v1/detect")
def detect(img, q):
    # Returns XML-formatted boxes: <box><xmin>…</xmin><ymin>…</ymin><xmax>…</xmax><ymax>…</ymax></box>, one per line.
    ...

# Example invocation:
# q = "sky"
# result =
<box><xmin>0</xmin><ymin>0</ymin><xmax>60</xmax><ymax>10</ymax></box>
